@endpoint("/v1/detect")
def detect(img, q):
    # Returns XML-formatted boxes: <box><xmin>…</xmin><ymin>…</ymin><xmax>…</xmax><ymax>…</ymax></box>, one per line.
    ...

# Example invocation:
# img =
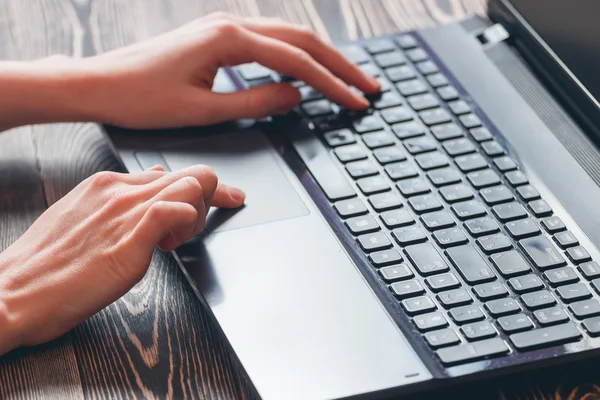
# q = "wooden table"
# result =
<box><xmin>2</xmin><ymin>1</ymin><xmax>600</xmax><ymax>399</ymax></box>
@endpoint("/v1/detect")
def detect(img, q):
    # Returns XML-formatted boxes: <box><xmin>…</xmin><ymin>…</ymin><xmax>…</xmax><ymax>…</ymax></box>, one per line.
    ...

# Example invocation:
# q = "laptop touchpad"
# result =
<box><xmin>160</xmin><ymin>129</ymin><xmax>309</xmax><ymax>233</ymax></box>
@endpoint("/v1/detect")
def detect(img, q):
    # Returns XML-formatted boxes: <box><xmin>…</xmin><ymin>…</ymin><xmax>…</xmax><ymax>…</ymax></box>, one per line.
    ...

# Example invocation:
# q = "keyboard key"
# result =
<box><xmin>425</xmin><ymin>328</ymin><xmax>460</xmax><ymax>349</ymax></box>
<box><xmin>405</xmin><ymin>243</ymin><xmax>450</xmax><ymax>276</ymax></box>
<box><xmin>357</xmin><ymin>176</ymin><xmax>389</xmax><ymax>195</ymax></box>
<box><xmin>419</xmin><ymin>108</ymin><xmax>452</xmax><ymax>126</ymax></box>
<box><xmin>521</xmin><ymin>290</ymin><xmax>556</xmax><ymax>310</ymax></box>
<box><xmin>302</xmin><ymin>99</ymin><xmax>332</xmax><ymax>117</ymax></box>
<box><xmin>334</xmin><ymin>198</ymin><xmax>368</xmax><ymax>218</ymax></box>
<box><xmin>427</xmin><ymin>168</ymin><xmax>461</xmax><ymax>187</ymax></box>
<box><xmin>528</xmin><ymin>199</ymin><xmax>552</xmax><ymax>217</ymax></box>
<box><xmin>450</xmin><ymin>305</ymin><xmax>485</xmax><ymax>324</ymax></box>
<box><xmin>540</xmin><ymin>216</ymin><xmax>566</xmax><ymax>233</ymax></box>
<box><xmin>379</xmin><ymin>264</ymin><xmax>413</xmax><ymax>282</ymax></box>
<box><xmin>413</xmin><ymin>312</ymin><xmax>448</xmax><ymax>332</ymax></box>
<box><xmin>334</xmin><ymin>144</ymin><xmax>367</xmax><ymax>163</ymax></box>
<box><xmin>437</xmin><ymin>86</ymin><xmax>459</xmax><ymax>101</ymax></box>
<box><xmin>440</xmin><ymin>183</ymin><xmax>474</xmax><ymax>203</ymax></box>
<box><xmin>506</xmin><ymin>218</ymin><xmax>541</xmax><ymax>239</ymax></box>
<box><xmin>480</xmin><ymin>185</ymin><xmax>514</xmax><ymax>205</ymax></box>
<box><xmin>519</xmin><ymin>235</ymin><xmax>566</xmax><ymax>270</ymax></box>
<box><xmin>489</xmin><ymin>250</ymin><xmax>531</xmax><ymax>277</ymax></box>
<box><xmin>299</xmin><ymin>85</ymin><xmax>323</xmax><ymax>101</ymax></box>
<box><xmin>579</xmin><ymin>261</ymin><xmax>600</xmax><ymax>280</ymax></box>
<box><xmin>369</xmin><ymin>248</ymin><xmax>403</xmax><ymax>267</ymax></box>
<box><xmin>459</xmin><ymin>113</ymin><xmax>482</xmax><ymax>128</ymax></box>
<box><xmin>493</xmin><ymin>156</ymin><xmax>517</xmax><ymax>172</ymax></box>
<box><xmin>543</xmin><ymin>267</ymin><xmax>579</xmax><ymax>287</ymax></box>
<box><xmin>492</xmin><ymin>202</ymin><xmax>527</xmax><ymax>222</ymax></box>
<box><xmin>404</xmin><ymin>137</ymin><xmax>437</xmax><ymax>155</ymax></box>
<box><xmin>362</xmin><ymin>130</ymin><xmax>395</xmax><ymax>149</ymax></box>
<box><xmin>415</xmin><ymin>152</ymin><xmax>449</xmax><ymax>170</ymax></box>
<box><xmin>426</xmin><ymin>273</ymin><xmax>461</xmax><ymax>292</ymax></box>
<box><xmin>473</xmin><ymin>282</ymin><xmax>509</xmax><ymax>300</ymax></box>
<box><xmin>421</xmin><ymin>211</ymin><xmax>455</xmax><ymax>231</ymax></box>
<box><xmin>436</xmin><ymin>338</ymin><xmax>508</xmax><ymax>365</ymax></box>
<box><xmin>373</xmin><ymin>91</ymin><xmax>403</xmax><ymax>109</ymax></box>
<box><xmin>416</xmin><ymin>60</ymin><xmax>438</xmax><ymax>75</ymax></box>
<box><xmin>516</xmin><ymin>185</ymin><xmax>540</xmax><ymax>201</ymax></box>
<box><xmin>391</xmin><ymin>279</ymin><xmax>424</xmax><ymax>298</ymax></box>
<box><xmin>345</xmin><ymin>215</ymin><xmax>380</xmax><ymax>235</ymax></box>
<box><xmin>392</xmin><ymin>121</ymin><xmax>426</xmax><ymax>140</ymax></box>
<box><xmin>443</xmin><ymin>138</ymin><xmax>476</xmax><ymax>157</ymax></box>
<box><xmin>437</xmin><ymin>288</ymin><xmax>473</xmax><ymax>308</ymax></box>
<box><xmin>469</xmin><ymin>127</ymin><xmax>493</xmax><ymax>142</ymax></box>
<box><xmin>397</xmin><ymin>79</ymin><xmax>428</xmax><ymax>96</ymax></box>
<box><xmin>446</xmin><ymin>245</ymin><xmax>496</xmax><ymax>284</ymax></box>
<box><xmin>534</xmin><ymin>306</ymin><xmax>569</xmax><ymax>326</ymax></box>
<box><xmin>431</xmin><ymin>123</ymin><xmax>463</xmax><ymax>141</ymax></box>
<box><xmin>381</xmin><ymin>106</ymin><xmax>412</xmax><ymax>124</ymax></box>
<box><xmin>509</xmin><ymin>322</ymin><xmax>581</xmax><ymax>351</ymax></box>
<box><xmin>508</xmin><ymin>274</ymin><xmax>544</xmax><ymax>294</ymax></box>
<box><xmin>339</xmin><ymin>45</ymin><xmax>370</xmax><ymax>64</ymax></box>
<box><xmin>406</xmin><ymin>47</ymin><xmax>428</xmax><ymax>62</ymax></box>
<box><xmin>407</xmin><ymin>93</ymin><xmax>439</xmax><ymax>111</ymax></box>
<box><xmin>582</xmin><ymin>317</ymin><xmax>600</xmax><ymax>336</ymax></box>
<box><xmin>373</xmin><ymin>145</ymin><xmax>406</xmax><ymax>164</ymax></box>
<box><xmin>455</xmin><ymin>153</ymin><xmax>488</xmax><ymax>172</ymax></box>
<box><xmin>461</xmin><ymin>321</ymin><xmax>497</xmax><ymax>341</ymax></box>
<box><xmin>481</xmin><ymin>140</ymin><xmax>505</xmax><ymax>157</ymax></box>
<box><xmin>385</xmin><ymin>65</ymin><xmax>416</xmax><ymax>82</ymax></box>
<box><xmin>477</xmin><ymin>233</ymin><xmax>513</xmax><ymax>255</ymax></box>
<box><xmin>238</xmin><ymin>63</ymin><xmax>271</xmax><ymax>80</ymax></box>
<box><xmin>357</xmin><ymin>232</ymin><xmax>392</xmax><ymax>252</ymax></box>
<box><xmin>451</xmin><ymin>200</ymin><xmax>487</xmax><ymax>220</ymax></box>
<box><xmin>324</xmin><ymin>129</ymin><xmax>355</xmax><ymax>147</ymax></box>
<box><xmin>397</xmin><ymin>178</ymin><xmax>430</xmax><ymax>197</ymax></box>
<box><xmin>359</xmin><ymin>62</ymin><xmax>381</xmax><ymax>77</ymax></box>
<box><xmin>368</xmin><ymin>192</ymin><xmax>403</xmax><ymax>211</ymax></box>
<box><xmin>392</xmin><ymin>226</ymin><xmax>428</xmax><ymax>246</ymax></box>
<box><xmin>426</xmin><ymin>73</ymin><xmax>448</xmax><ymax>87</ymax></box>
<box><xmin>465</xmin><ymin>217</ymin><xmax>500</xmax><ymax>237</ymax></box>
<box><xmin>566</xmin><ymin>246</ymin><xmax>592</xmax><ymax>264</ymax></box>
<box><xmin>365</xmin><ymin>39</ymin><xmax>396</xmax><ymax>54</ymax></box>
<box><xmin>433</xmin><ymin>228</ymin><xmax>468</xmax><ymax>248</ymax></box>
<box><xmin>569</xmin><ymin>299</ymin><xmax>600</xmax><ymax>319</ymax></box>
<box><xmin>497</xmin><ymin>314</ymin><xmax>533</xmax><ymax>333</ymax></box>
<box><xmin>556</xmin><ymin>283</ymin><xmax>592</xmax><ymax>302</ymax></box>
<box><xmin>380</xmin><ymin>209</ymin><xmax>414</xmax><ymax>228</ymax></box>
<box><xmin>448</xmin><ymin>100</ymin><xmax>470</xmax><ymax>115</ymax></box>
<box><xmin>374</xmin><ymin>51</ymin><xmax>406</xmax><ymax>68</ymax></box>
<box><xmin>554</xmin><ymin>231</ymin><xmax>579</xmax><ymax>249</ymax></box>
<box><xmin>409</xmin><ymin>194</ymin><xmax>443</xmax><ymax>214</ymax></box>
<box><xmin>505</xmin><ymin>170</ymin><xmax>528</xmax><ymax>186</ymax></box>
<box><xmin>402</xmin><ymin>295</ymin><xmax>436</xmax><ymax>315</ymax></box>
<box><xmin>485</xmin><ymin>298</ymin><xmax>521</xmax><ymax>317</ymax></box>
<box><xmin>346</xmin><ymin>160</ymin><xmax>379</xmax><ymax>179</ymax></box>
<box><xmin>467</xmin><ymin>169</ymin><xmax>501</xmax><ymax>188</ymax></box>
<box><xmin>353</xmin><ymin>114</ymin><xmax>385</xmax><ymax>133</ymax></box>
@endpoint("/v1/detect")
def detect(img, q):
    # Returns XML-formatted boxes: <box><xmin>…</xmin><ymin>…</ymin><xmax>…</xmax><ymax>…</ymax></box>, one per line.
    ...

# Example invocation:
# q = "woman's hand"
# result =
<box><xmin>0</xmin><ymin>165</ymin><xmax>245</xmax><ymax>355</ymax></box>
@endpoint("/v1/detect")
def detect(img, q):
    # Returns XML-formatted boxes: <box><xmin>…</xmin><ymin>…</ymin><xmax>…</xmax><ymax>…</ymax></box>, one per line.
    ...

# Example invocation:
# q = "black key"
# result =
<box><xmin>345</xmin><ymin>215</ymin><xmax>380</xmax><ymax>235</ymax></box>
<box><xmin>505</xmin><ymin>170</ymin><xmax>528</xmax><ymax>186</ymax></box>
<box><xmin>346</xmin><ymin>160</ymin><xmax>379</xmax><ymax>179</ymax></box>
<box><xmin>480</xmin><ymin>185</ymin><xmax>514</xmax><ymax>205</ymax></box>
<box><xmin>374</xmin><ymin>51</ymin><xmax>406</xmax><ymax>68</ymax></box>
<box><xmin>541</xmin><ymin>216</ymin><xmax>566</xmax><ymax>233</ymax></box>
<box><xmin>415</xmin><ymin>152</ymin><xmax>449</xmax><ymax>171</ymax></box>
<box><xmin>402</xmin><ymin>295</ymin><xmax>436</xmax><ymax>315</ymax></box>
<box><xmin>392</xmin><ymin>120</ymin><xmax>426</xmax><ymax>140</ymax></box>
<box><xmin>381</xmin><ymin>106</ymin><xmax>413</xmax><ymax>124</ymax></box>
<box><xmin>433</xmin><ymin>228</ymin><xmax>469</xmax><ymax>248</ymax></box>
<box><xmin>369</xmin><ymin>248</ymin><xmax>403</xmax><ymax>267</ymax></box>
<box><xmin>473</xmin><ymin>282</ymin><xmax>508</xmax><ymax>301</ymax></box>
<box><xmin>455</xmin><ymin>153</ymin><xmax>488</xmax><ymax>172</ymax></box>
<box><xmin>404</xmin><ymin>136</ymin><xmax>437</xmax><ymax>155</ymax></box>
<box><xmin>397</xmin><ymin>79</ymin><xmax>428</xmax><ymax>96</ymax></box>
<box><xmin>485</xmin><ymin>298</ymin><xmax>521</xmax><ymax>317</ymax></box>
<box><xmin>419</xmin><ymin>108</ymin><xmax>452</xmax><ymax>126</ymax></box>
<box><xmin>365</xmin><ymin>39</ymin><xmax>396</xmax><ymax>54</ymax></box>
<box><xmin>477</xmin><ymin>233</ymin><xmax>513</xmax><ymax>255</ymax></box>
<box><xmin>404</xmin><ymin>243</ymin><xmax>450</xmax><ymax>276</ymax></box>
<box><xmin>421</xmin><ymin>211</ymin><xmax>455</xmax><ymax>231</ymax></box>
<box><xmin>408</xmin><ymin>194</ymin><xmax>443</xmax><ymax>214</ymax></box>
<box><xmin>407</xmin><ymin>93</ymin><xmax>439</xmax><ymax>111</ymax></box>
<box><xmin>566</xmin><ymin>246</ymin><xmax>592</xmax><ymax>264</ymax></box>
<box><xmin>582</xmin><ymin>317</ymin><xmax>600</xmax><ymax>337</ymax></box>
<box><xmin>579</xmin><ymin>261</ymin><xmax>600</xmax><ymax>280</ymax></box>
<box><xmin>446</xmin><ymin>245</ymin><xmax>496</xmax><ymax>284</ymax></box>
<box><xmin>431</xmin><ymin>123</ymin><xmax>463</xmax><ymax>141</ymax></box>
<box><xmin>416</xmin><ymin>60</ymin><xmax>439</xmax><ymax>75</ymax></box>
<box><xmin>506</xmin><ymin>218</ymin><xmax>541</xmax><ymax>239</ymax></box>
<box><xmin>373</xmin><ymin>92</ymin><xmax>403</xmax><ymax>109</ymax></box>
<box><xmin>556</xmin><ymin>283</ymin><xmax>592</xmax><ymax>302</ymax></box>
<box><xmin>470</xmin><ymin>127</ymin><xmax>493</xmax><ymax>142</ymax></box>
<box><xmin>353</xmin><ymin>114</ymin><xmax>385</xmax><ymax>133</ymax></box>
<box><xmin>373</xmin><ymin>145</ymin><xmax>407</xmax><ymax>164</ymax></box>
<box><xmin>359</xmin><ymin>63</ymin><xmax>381</xmax><ymax>77</ymax></box>
<box><xmin>440</xmin><ymin>184</ymin><xmax>474</xmax><ymax>203</ymax></box>
<box><xmin>425</xmin><ymin>328</ymin><xmax>460</xmax><ymax>349</ymax></box>
<box><xmin>391</xmin><ymin>279</ymin><xmax>425</xmax><ymax>298</ymax></box>
<box><xmin>238</xmin><ymin>63</ymin><xmax>271</xmax><ymax>80</ymax></box>
<box><xmin>334</xmin><ymin>144</ymin><xmax>367</xmax><ymax>163</ymax></box>
<box><xmin>427</xmin><ymin>73</ymin><xmax>448</xmax><ymax>87</ymax></box>
<box><xmin>492</xmin><ymin>202</ymin><xmax>527</xmax><ymax>222</ymax></box>
<box><xmin>443</xmin><ymin>138</ymin><xmax>476</xmax><ymax>156</ymax></box>
<box><xmin>437</xmin><ymin>86</ymin><xmax>459</xmax><ymax>101</ymax></box>
<box><xmin>543</xmin><ymin>267</ymin><xmax>579</xmax><ymax>287</ymax></box>
<box><xmin>427</xmin><ymin>168</ymin><xmax>461</xmax><ymax>187</ymax></box>
<box><xmin>437</xmin><ymin>289</ymin><xmax>472</xmax><ymax>308</ymax></box>
<box><xmin>465</xmin><ymin>217</ymin><xmax>500</xmax><ymax>237</ymax></box>
<box><xmin>426</xmin><ymin>273</ymin><xmax>461</xmax><ymax>292</ymax></box>
<box><xmin>509</xmin><ymin>322</ymin><xmax>581</xmax><ymax>351</ymax></box>
<box><xmin>459</xmin><ymin>113</ymin><xmax>482</xmax><ymax>128</ymax></box>
<box><xmin>302</xmin><ymin>99</ymin><xmax>332</xmax><ymax>117</ymax></box>
<box><xmin>385</xmin><ymin>65</ymin><xmax>416</xmax><ymax>82</ymax></box>
<box><xmin>461</xmin><ymin>321</ymin><xmax>497</xmax><ymax>341</ymax></box>
<box><xmin>529</xmin><ymin>199</ymin><xmax>552</xmax><ymax>217</ymax></box>
<box><xmin>534</xmin><ymin>306</ymin><xmax>569</xmax><ymax>326</ymax></box>
<box><xmin>448</xmin><ymin>100</ymin><xmax>470</xmax><ymax>115</ymax></box>
<box><xmin>436</xmin><ymin>338</ymin><xmax>509</xmax><ymax>366</ymax></box>
<box><xmin>450</xmin><ymin>305</ymin><xmax>485</xmax><ymax>324</ymax></box>
<box><xmin>489</xmin><ymin>250</ymin><xmax>531</xmax><ymax>277</ymax></box>
<box><xmin>324</xmin><ymin>129</ymin><xmax>355</xmax><ymax>147</ymax></box>
<box><xmin>497</xmin><ymin>313</ymin><xmax>533</xmax><ymax>333</ymax></box>
<box><xmin>508</xmin><ymin>274</ymin><xmax>544</xmax><ymax>294</ymax></box>
<box><xmin>362</xmin><ymin>130</ymin><xmax>395</xmax><ymax>149</ymax></box>
<box><xmin>493</xmin><ymin>156</ymin><xmax>517</xmax><ymax>172</ymax></box>
<box><xmin>521</xmin><ymin>290</ymin><xmax>556</xmax><ymax>310</ymax></box>
<box><xmin>397</xmin><ymin>178</ymin><xmax>430</xmax><ymax>197</ymax></box>
<box><xmin>357</xmin><ymin>176</ymin><xmax>390</xmax><ymax>195</ymax></box>
<box><xmin>413</xmin><ymin>312</ymin><xmax>448</xmax><ymax>332</ymax></box>
<box><xmin>481</xmin><ymin>141</ymin><xmax>505</xmax><ymax>157</ymax></box>
<box><xmin>334</xmin><ymin>198</ymin><xmax>368</xmax><ymax>218</ymax></box>
<box><xmin>392</xmin><ymin>226</ymin><xmax>428</xmax><ymax>246</ymax></box>
<box><xmin>380</xmin><ymin>209</ymin><xmax>414</xmax><ymax>228</ymax></box>
<box><xmin>339</xmin><ymin>45</ymin><xmax>370</xmax><ymax>64</ymax></box>
<box><xmin>451</xmin><ymin>200</ymin><xmax>487</xmax><ymax>220</ymax></box>
<box><xmin>396</xmin><ymin>34</ymin><xmax>418</xmax><ymax>49</ymax></box>
<box><xmin>554</xmin><ymin>231</ymin><xmax>579</xmax><ymax>249</ymax></box>
<box><xmin>516</xmin><ymin>185</ymin><xmax>540</xmax><ymax>201</ymax></box>
<box><xmin>569</xmin><ymin>299</ymin><xmax>600</xmax><ymax>319</ymax></box>
<box><xmin>467</xmin><ymin>169</ymin><xmax>501</xmax><ymax>188</ymax></box>
<box><xmin>357</xmin><ymin>232</ymin><xmax>392</xmax><ymax>252</ymax></box>
<box><xmin>519</xmin><ymin>235</ymin><xmax>566</xmax><ymax>270</ymax></box>
<box><xmin>406</xmin><ymin>47</ymin><xmax>428</xmax><ymax>62</ymax></box>
<box><xmin>368</xmin><ymin>192</ymin><xmax>403</xmax><ymax>211</ymax></box>
<box><xmin>379</xmin><ymin>264</ymin><xmax>414</xmax><ymax>282</ymax></box>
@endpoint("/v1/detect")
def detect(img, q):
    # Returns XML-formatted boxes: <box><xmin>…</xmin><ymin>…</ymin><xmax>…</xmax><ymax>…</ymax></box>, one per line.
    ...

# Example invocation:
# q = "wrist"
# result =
<box><xmin>0</xmin><ymin>259</ymin><xmax>23</xmax><ymax>356</ymax></box>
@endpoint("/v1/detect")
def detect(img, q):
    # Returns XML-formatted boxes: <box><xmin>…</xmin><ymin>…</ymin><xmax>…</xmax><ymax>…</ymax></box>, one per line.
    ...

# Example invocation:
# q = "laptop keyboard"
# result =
<box><xmin>232</xmin><ymin>34</ymin><xmax>600</xmax><ymax>367</ymax></box>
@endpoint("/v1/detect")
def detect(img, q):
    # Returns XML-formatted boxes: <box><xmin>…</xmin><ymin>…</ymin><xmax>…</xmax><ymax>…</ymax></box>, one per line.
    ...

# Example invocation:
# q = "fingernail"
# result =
<box><xmin>229</xmin><ymin>187</ymin><xmax>246</xmax><ymax>203</ymax></box>
<box><xmin>369</xmin><ymin>76</ymin><xmax>381</xmax><ymax>89</ymax></box>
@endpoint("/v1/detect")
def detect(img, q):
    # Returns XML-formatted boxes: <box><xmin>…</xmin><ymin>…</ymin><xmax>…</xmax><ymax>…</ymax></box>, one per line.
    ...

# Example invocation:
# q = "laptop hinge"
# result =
<box><xmin>476</xmin><ymin>23</ymin><xmax>510</xmax><ymax>46</ymax></box>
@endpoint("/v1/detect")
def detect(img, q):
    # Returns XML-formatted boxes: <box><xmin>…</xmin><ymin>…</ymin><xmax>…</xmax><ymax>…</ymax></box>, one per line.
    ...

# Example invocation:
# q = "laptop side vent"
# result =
<box><xmin>484</xmin><ymin>43</ymin><xmax>600</xmax><ymax>188</ymax></box>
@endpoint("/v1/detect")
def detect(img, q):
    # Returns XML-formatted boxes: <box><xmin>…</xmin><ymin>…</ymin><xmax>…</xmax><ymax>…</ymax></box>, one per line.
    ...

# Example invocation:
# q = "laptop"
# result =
<box><xmin>102</xmin><ymin>1</ymin><xmax>600</xmax><ymax>398</ymax></box>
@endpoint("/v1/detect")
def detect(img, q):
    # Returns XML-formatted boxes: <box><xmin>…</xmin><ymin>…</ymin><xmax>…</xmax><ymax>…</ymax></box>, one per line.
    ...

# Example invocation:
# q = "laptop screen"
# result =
<box><xmin>506</xmin><ymin>0</ymin><xmax>600</xmax><ymax>107</ymax></box>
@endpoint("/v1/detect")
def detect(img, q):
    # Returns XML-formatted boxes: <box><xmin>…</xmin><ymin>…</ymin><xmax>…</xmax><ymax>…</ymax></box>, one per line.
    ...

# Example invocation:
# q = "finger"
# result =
<box><xmin>147</xmin><ymin>164</ymin><xmax>165</xmax><ymax>172</ymax></box>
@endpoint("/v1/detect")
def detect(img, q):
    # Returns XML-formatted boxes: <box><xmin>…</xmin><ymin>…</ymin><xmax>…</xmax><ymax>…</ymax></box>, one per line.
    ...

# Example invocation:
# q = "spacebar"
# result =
<box><xmin>509</xmin><ymin>322</ymin><xmax>582</xmax><ymax>350</ymax></box>
<box><xmin>285</xmin><ymin>123</ymin><xmax>356</xmax><ymax>201</ymax></box>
